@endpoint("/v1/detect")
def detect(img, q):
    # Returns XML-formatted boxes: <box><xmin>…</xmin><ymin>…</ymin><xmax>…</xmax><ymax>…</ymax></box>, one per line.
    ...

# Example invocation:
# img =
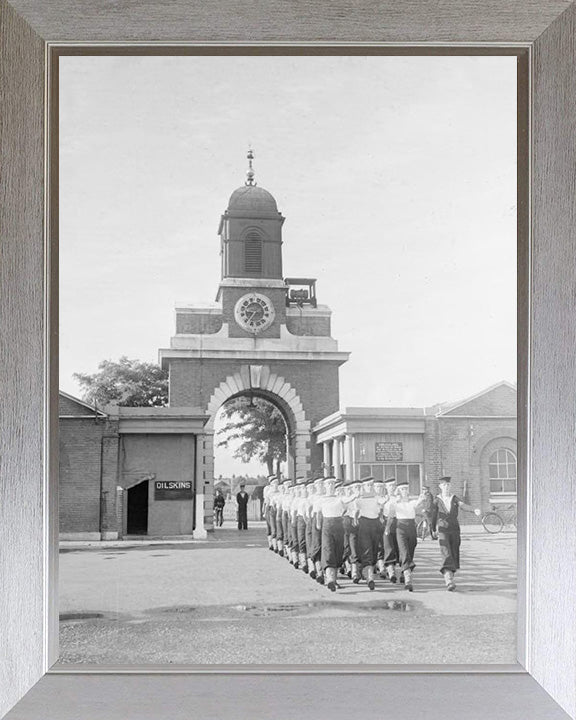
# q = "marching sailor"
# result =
<box><xmin>342</xmin><ymin>479</ymin><xmax>361</xmax><ymax>583</ymax></box>
<box><xmin>294</xmin><ymin>477</ymin><xmax>309</xmax><ymax>572</ymax></box>
<box><xmin>373</xmin><ymin>479</ymin><xmax>387</xmax><ymax>578</ymax></box>
<box><xmin>385</xmin><ymin>481</ymin><xmax>427</xmax><ymax>591</ymax></box>
<box><xmin>310</xmin><ymin>476</ymin><xmax>326</xmax><ymax>583</ymax></box>
<box><xmin>274</xmin><ymin>481</ymin><xmax>286</xmax><ymax>554</ymax></box>
<box><xmin>263</xmin><ymin>475</ymin><xmax>278</xmax><ymax>550</ymax></box>
<box><xmin>430</xmin><ymin>476</ymin><xmax>481</xmax><ymax>591</ymax></box>
<box><xmin>304</xmin><ymin>479</ymin><xmax>317</xmax><ymax>577</ymax></box>
<box><xmin>281</xmin><ymin>479</ymin><xmax>294</xmax><ymax>560</ymax></box>
<box><xmin>356</xmin><ymin>476</ymin><xmax>386</xmax><ymax>590</ymax></box>
<box><xmin>382</xmin><ymin>477</ymin><xmax>400</xmax><ymax>582</ymax></box>
<box><xmin>319</xmin><ymin>477</ymin><xmax>357</xmax><ymax>592</ymax></box>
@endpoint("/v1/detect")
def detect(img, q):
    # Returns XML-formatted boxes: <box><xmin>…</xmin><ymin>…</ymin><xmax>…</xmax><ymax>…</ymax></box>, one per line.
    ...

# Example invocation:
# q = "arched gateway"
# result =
<box><xmin>158</xmin><ymin>152</ymin><xmax>349</xmax><ymax>536</ymax></box>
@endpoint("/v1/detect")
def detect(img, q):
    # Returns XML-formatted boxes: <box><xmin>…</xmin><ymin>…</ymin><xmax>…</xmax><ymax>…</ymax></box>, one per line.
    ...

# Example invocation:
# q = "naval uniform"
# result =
<box><xmin>310</xmin><ymin>494</ymin><xmax>324</xmax><ymax>565</ymax></box>
<box><xmin>342</xmin><ymin>499</ymin><xmax>359</xmax><ymax>566</ymax></box>
<box><xmin>383</xmin><ymin>497</ymin><xmax>400</xmax><ymax>567</ymax></box>
<box><xmin>296</xmin><ymin>496</ymin><xmax>308</xmax><ymax>558</ymax></box>
<box><xmin>389</xmin><ymin>498</ymin><xmax>420</xmax><ymax>572</ymax></box>
<box><xmin>431</xmin><ymin>494</ymin><xmax>464</xmax><ymax>574</ymax></box>
<box><xmin>320</xmin><ymin>496</ymin><xmax>346</xmax><ymax>571</ymax></box>
<box><xmin>356</xmin><ymin>496</ymin><xmax>384</xmax><ymax>569</ymax></box>
<box><xmin>281</xmin><ymin>495</ymin><xmax>291</xmax><ymax>552</ymax></box>
<box><xmin>289</xmin><ymin>495</ymin><xmax>299</xmax><ymax>559</ymax></box>
<box><xmin>236</xmin><ymin>490</ymin><xmax>249</xmax><ymax>530</ymax></box>
<box><xmin>275</xmin><ymin>494</ymin><xmax>285</xmax><ymax>550</ymax></box>
<box><xmin>263</xmin><ymin>485</ymin><xmax>272</xmax><ymax>536</ymax></box>
<box><xmin>267</xmin><ymin>490</ymin><xmax>278</xmax><ymax>542</ymax></box>
<box><xmin>304</xmin><ymin>491</ymin><xmax>315</xmax><ymax>567</ymax></box>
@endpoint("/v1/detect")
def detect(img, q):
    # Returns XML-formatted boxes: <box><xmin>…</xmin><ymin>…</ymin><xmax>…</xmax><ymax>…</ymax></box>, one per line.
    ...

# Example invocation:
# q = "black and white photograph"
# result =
<box><xmin>58</xmin><ymin>54</ymin><xmax>517</xmax><ymax>666</ymax></box>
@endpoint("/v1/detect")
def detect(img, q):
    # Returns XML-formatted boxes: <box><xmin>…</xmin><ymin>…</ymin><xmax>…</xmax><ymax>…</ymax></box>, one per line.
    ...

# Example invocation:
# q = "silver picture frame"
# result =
<box><xmin>1</xmin><ymin>2</ymin><xmax>575</xmax><ymax>718</ymax></box>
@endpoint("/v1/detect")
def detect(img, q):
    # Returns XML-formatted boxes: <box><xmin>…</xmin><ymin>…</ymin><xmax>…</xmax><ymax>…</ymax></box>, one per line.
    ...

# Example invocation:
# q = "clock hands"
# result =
<box><xmin>234</xmin><ymin>293</ymin><xmax>275</xmax><ymax>332</ymax></box>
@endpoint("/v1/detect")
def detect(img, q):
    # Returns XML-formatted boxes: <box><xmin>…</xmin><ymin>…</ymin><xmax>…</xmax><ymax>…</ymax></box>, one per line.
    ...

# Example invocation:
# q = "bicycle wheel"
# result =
<box><xmin>482</xmin><ymin>512</ymin><xmax>503</xmax><ymax>534</ymax></box>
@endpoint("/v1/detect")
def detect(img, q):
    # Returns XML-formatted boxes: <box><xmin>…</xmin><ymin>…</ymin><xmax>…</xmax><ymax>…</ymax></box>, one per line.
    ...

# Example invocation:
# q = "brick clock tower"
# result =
<box><xmin>159</xmin><ymin>150</ymin><xmax>349</xmax><ymax>534</ymax></box>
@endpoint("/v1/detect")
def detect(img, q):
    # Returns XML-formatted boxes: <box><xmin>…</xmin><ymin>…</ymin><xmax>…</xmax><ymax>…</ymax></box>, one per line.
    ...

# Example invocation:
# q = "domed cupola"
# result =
<box><xmin>218</xmin><ymin>149</ymin><xmax>285</xmax><ymax>280</ymax></box>
<box><xmin>227</xmin><ymin>185</ymin><xmax>279</xmax><ymax>218</ymax></box>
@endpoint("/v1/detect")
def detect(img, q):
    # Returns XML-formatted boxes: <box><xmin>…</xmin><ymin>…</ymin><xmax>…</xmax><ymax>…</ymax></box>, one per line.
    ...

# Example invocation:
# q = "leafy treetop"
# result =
<box><xmin>74</xmin><ymin>356</ymin><xmax>169</xmax><ymax>408</ymax></box>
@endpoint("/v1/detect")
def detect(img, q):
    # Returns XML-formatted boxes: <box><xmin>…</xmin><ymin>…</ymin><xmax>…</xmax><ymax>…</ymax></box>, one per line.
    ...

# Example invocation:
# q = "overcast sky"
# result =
<box><xmin>59</xmin><ymin>55</ymin><xmax>516</xmax><ymax>476</ymax></box>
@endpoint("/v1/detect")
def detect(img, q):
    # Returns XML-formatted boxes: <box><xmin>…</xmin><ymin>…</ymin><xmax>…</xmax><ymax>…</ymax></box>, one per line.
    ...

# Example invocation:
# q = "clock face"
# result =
<box><xmin>234</xmin><ymin>293</ymin><xmax>275</xmax><ymax>333</ymax></box>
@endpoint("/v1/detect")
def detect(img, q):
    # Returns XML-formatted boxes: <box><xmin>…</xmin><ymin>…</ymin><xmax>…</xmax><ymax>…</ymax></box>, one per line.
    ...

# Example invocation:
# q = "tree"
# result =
<box><xmin>74</xmin><ymin>356</ymin><xmax>169</xmax><ymax>407</ymax></box>
<box><xmin>216</xmin><ymin>396</ymin><xmax>287</xmax><ymax>475</ymax></box>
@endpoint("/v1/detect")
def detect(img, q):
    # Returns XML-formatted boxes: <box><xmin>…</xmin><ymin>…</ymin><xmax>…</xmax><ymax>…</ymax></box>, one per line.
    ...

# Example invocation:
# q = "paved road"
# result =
<box><xmin>59</xmin><ymin>523</ymin><xmax>517</xmax><ymax>665</ymax></box>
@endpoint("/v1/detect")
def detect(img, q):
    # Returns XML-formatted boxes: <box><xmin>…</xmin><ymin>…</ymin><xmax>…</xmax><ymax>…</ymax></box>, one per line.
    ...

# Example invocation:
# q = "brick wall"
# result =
<box><xmin>169</xmin><ymin>357</ymin><xmax>340</xmax><ymax>476</ymax></box>
<box><xmin>286</xmin><ymin>315</ymin><xmax>330</xmax><ymax>337</ymax></box>
<box><xmin>59</xmin><ymin>394</ymin><xmax>94</xmax><ymax>416</ymax></box>
<box><xmin>433</xmin><ymin>417</ymin><xmax>517</xmax><ymax>522</ymax></box>
<box><xmin>120</xmin><ymin>434</ymin><xmax>196</xmax><ymax>536</ymax></box>
<box><xmin>443</xmin><ymin>384</ymin><xmax>516</xmax><ymax>417</ymax></box>
<box><xmin>423</xmin><ymin>416</ymin><xmax>442</xmax><ymax>485</ymax></box>
<box><xmin>59</xmin><ymin>418</ymin><xmax>104</xmax><ymax>533</ymax></box>
<box><xmin>220</xmin><ymin>286</ymin><xmax>287</xmax><ymax>338</ymax></box>
<box><xmin>176</xmin><ymin>313</ymin><xmax>223</xmax><ymax>335</ymax></box>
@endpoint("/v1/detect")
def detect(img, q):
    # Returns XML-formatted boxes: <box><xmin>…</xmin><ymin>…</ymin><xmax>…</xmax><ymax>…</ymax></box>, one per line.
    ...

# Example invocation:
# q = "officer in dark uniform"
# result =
<box><xmin>236</xmin><ymin>483</ymin><xmax>249</xmax><ymax>530</ymax></box>
<box><xmin>430</xmin><ymin>476</ymin><xmax>481</xmax><ymax>590</ymax></box>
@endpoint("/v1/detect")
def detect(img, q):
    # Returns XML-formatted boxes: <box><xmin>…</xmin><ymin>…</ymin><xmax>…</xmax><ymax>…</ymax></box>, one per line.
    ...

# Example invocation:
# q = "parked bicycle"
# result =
<box><xmin>481</xmin><ymin>504</ymin><xmax>517</xmax><ymax>533</ymax></box>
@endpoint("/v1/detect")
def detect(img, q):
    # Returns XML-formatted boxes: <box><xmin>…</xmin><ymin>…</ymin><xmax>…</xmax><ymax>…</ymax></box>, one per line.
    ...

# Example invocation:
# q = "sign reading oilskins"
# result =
<box><xmin>154</xmin><ymin>480</ymin><xmax>193</xmax><ymax>501</ymax></box>
<box><xmin>375</xmin><ymin>442</ymin><xmax>403</xmax><ymax>462</ymax></box>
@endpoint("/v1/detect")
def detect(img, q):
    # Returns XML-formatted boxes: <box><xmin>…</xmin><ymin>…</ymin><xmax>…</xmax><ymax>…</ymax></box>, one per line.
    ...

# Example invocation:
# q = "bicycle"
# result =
<box><xmin>481</xmin><ymin>504</ymin><xmax>517</xmax><ymax>533</ymax></box>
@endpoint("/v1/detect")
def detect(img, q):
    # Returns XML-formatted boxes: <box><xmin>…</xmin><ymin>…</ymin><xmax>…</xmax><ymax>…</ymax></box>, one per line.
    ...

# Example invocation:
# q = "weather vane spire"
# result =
<box><xmin>245</xmin><ymin>147</ymin><xmax>256</xmax><ymax>186</ymax></box>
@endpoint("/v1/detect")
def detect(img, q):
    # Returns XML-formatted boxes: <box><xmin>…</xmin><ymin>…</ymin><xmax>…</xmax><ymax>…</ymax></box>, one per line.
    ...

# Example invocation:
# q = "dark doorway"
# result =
<box><xmin>127</xmin><ymin>480</ymin><xmax>149</xmax><ymax>535</ymax></box>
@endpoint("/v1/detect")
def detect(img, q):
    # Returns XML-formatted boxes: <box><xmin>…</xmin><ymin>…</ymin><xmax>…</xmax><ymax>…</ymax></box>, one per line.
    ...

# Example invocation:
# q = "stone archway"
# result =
<box><xmin>193</xmin><ymin>364</ymin><xmax>312</xmax><ymax>536</ymax></box>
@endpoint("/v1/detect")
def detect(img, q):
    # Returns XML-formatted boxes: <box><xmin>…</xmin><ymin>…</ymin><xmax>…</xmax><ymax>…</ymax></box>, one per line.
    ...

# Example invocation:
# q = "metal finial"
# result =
<box><xmin>245</xmin><ymin>148</ymin><xmax>256</xmax><ymax>186</ymax></box>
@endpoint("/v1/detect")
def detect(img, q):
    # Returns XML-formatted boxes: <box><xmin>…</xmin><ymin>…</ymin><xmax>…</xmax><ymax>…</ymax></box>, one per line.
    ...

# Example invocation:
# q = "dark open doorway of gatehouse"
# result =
<box><xmin>126</xmin><ymin>480</ymin><xmax>149</xmax><ymax>535</ymax></box>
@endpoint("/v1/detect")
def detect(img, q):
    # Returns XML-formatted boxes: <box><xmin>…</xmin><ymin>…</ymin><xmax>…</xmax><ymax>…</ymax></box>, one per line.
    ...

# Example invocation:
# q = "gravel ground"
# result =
<box><xmin>58</xmin><ymin>525</ymin><xmax>517</xmax><ymax>666</ymax></box>
<box><xmin>60</xmin><ymin>611</ymin><xmax>516</xmax><ymax>665</ymax></box>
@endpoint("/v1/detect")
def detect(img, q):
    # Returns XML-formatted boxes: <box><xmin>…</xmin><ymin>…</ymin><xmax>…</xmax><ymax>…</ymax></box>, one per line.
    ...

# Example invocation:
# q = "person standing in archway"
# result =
<box><xmin>236</xmin><ymin>482</ymin><xmax>249</xmax><ymax>530</ymax></box>
<box><xmin>213</xmin><ymin>489</ymin><xmax>225</xmax><ymax>527</ymax></box>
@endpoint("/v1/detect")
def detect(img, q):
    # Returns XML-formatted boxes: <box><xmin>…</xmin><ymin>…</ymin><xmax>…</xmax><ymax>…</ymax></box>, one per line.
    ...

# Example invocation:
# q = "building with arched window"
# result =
<box><xmin>313</xmin><ymin>381</ymin><xmax>517</xmax><ymax>519</ymax></box>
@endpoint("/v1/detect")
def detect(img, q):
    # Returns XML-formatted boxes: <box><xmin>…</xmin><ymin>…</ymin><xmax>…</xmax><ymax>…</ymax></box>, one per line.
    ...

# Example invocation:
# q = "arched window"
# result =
<box><xmin>489</xmin><ymin>448</ymin><xmax>517</xmax><ymax>493</ymax></box>
<box><xmin>244</xmin><ymin>231</ymin><xmax>263</xmax><ymax>275</ymax></box>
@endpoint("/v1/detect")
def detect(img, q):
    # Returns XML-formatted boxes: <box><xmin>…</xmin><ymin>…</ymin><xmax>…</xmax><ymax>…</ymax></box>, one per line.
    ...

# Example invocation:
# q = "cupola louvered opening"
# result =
<box><xmin>244</xmin><ymin>232</ymin><xmax>263</xmax><ymax>274</ymax></box>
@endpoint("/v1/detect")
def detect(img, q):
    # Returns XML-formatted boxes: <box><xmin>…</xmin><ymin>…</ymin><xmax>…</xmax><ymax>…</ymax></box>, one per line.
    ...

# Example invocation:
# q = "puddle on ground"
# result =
<box><xmin>236</xmin><ymin>599</ymin><xmax>415</xmax><ymax>617</ymax></box>
<box><xmin>143</xmin><ymin>598</ymin><xmax>419</xmax><ymax>622</ymax></box>
<box><xmin>60</xmin><ymin>599</ymin><xmax>422</xmax><ymax>626</ymax></box>
<box><xmin>59</xmin><ymin>612</ymin><xmax>104</xmax><ymax>621</ymax></box>
<box><xmin>148</xmin><ymin>605</ymin><xmax>198</xmax><ymax>615</ymax></box>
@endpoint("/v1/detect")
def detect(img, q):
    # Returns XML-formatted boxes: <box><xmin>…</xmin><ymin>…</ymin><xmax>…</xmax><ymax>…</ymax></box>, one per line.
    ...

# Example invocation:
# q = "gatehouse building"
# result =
<box><xmin>59</xmin><ymin>154</ymin><xmax>517</xmax><ymax>540</ymax></box>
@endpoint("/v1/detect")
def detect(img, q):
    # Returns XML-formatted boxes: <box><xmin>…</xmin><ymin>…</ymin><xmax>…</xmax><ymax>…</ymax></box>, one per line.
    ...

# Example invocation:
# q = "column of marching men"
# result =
<box><xmin>262</xmin><ymin>474</ymin><xmax>482</xmax><ymax>592</ymax></box>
